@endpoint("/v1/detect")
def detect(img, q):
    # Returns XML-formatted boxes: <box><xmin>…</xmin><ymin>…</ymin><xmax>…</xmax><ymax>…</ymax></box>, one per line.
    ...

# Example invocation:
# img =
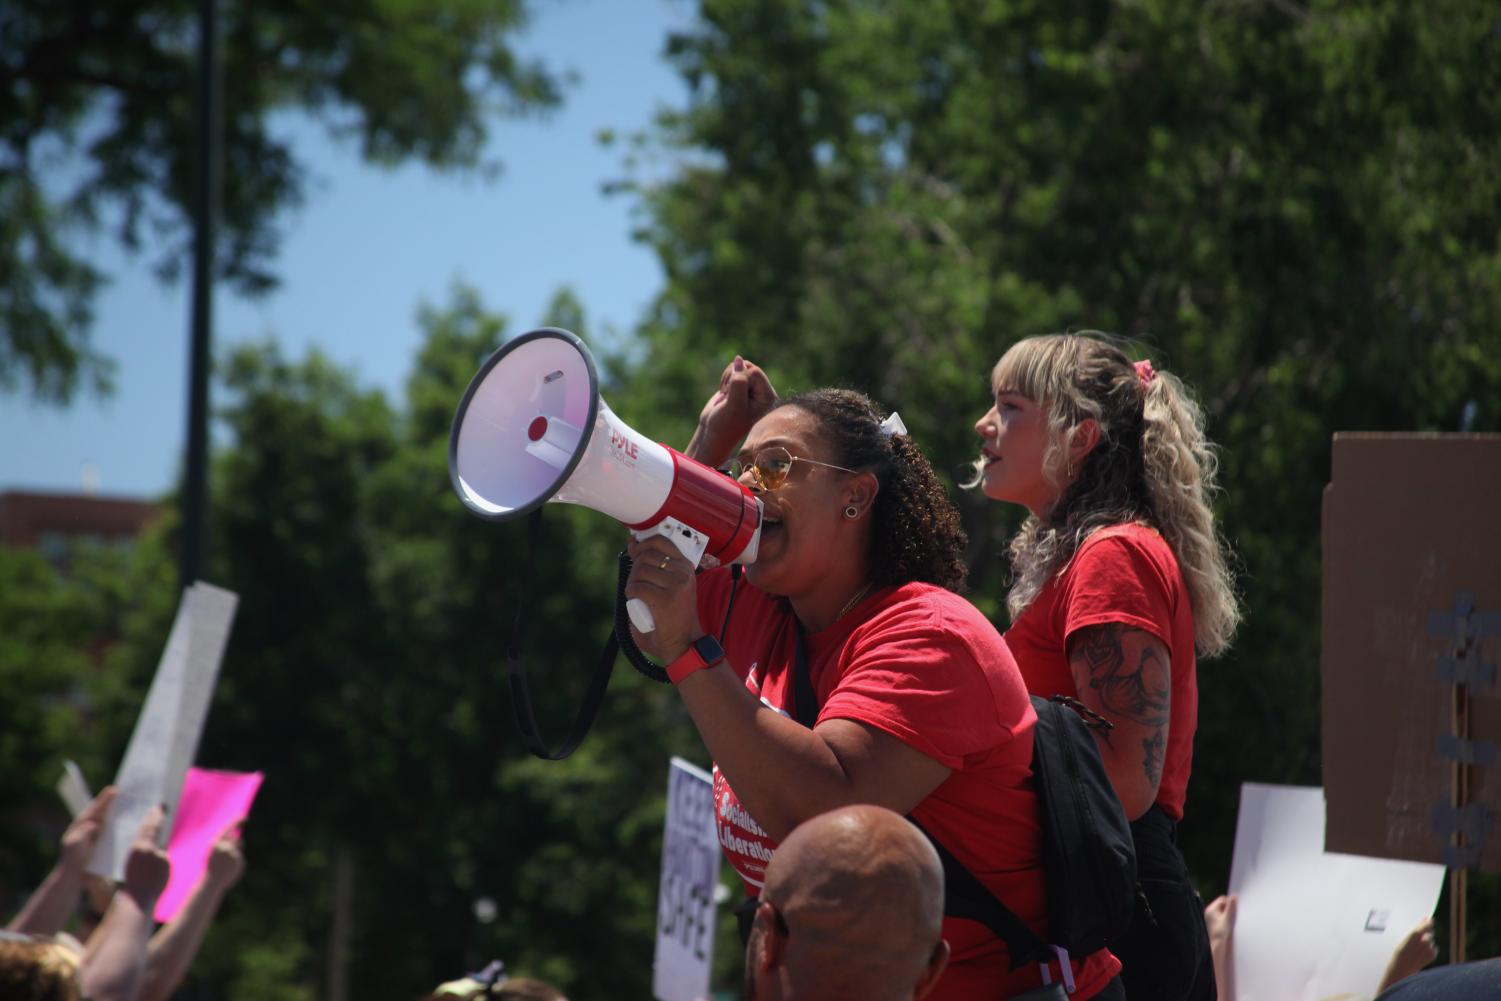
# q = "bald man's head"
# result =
<box><xmin>744</xmin><ymin>805</ymin><xmax>949</xmax><ymax>1001</ymax></box>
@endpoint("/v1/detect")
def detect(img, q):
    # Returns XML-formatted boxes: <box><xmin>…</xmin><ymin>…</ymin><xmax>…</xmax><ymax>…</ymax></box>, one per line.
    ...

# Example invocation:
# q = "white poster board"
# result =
<box><xmin>652</xmin><ymin>757</ymin><xmax>720</xmax><ymax>1001</ymax></box>
<box><xmin>88</xmin><ymin>582</ymin><xmax>238</xmax><ymax>880</ymax></box>
<box><xmin>56</xmin><ymin>760</ymin><xmax>92</xmax><ymax>817</ymax></box>
<box><xmin>1227</xmin><ymin>784</ymin><xmax>1445</xmax><ymax>1001</ymax></box>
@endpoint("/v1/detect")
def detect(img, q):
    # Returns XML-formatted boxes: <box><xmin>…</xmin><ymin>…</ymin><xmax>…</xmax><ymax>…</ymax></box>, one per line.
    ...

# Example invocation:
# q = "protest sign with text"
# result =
<box><xmin>653</xmin><ymin>757</ymin><xmax>721</xmax><ymax>1001</ymax></box>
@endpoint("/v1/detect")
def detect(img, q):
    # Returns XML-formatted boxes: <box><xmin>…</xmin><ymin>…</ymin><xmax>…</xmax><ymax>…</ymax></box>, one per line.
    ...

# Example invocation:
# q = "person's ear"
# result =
<box><xmin>845</xmin><ymin>472</ymin><xmax>880</xmax><ymax>519</ymax></box>
<box><xmin>755</xmin><ymin>901</ymin><xmax>787</xmax><ymax>970</ymax></box>
<box><xmin>1068</xmin><ymin>418</ymin><xmax>1101</xmax><ymax>464</ymax></box>
<box><xmin>912</xmin><ymin>939</ymin><xmax>951</xmax><ymax>1000</ymax></box>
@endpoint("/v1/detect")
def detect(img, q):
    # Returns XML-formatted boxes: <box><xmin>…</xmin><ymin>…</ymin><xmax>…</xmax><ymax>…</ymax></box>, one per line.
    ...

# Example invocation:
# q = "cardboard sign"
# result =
<box><xmin>154</xmin><ymin>767</ymin><xmax>263</xmax><ymax>922</ymax></box>
<box><xmin>1322</xmin><ymin>433</ymin><xmax>1501</xmax><ymax>870</ymax></box>
<box><xmin>652</xmin><ymin>757</ymin><xmax>720</xmax><ymax>1001</ymax></box>
<box><xmin>1228</xmin><ymin>784</ymin><xmax>1445</xmax><ymax>1001</ymax></box>
<box><xmin>88</xmin><ymin>582</ymin><xmax>239</xmax><ymax>880</ymax></box>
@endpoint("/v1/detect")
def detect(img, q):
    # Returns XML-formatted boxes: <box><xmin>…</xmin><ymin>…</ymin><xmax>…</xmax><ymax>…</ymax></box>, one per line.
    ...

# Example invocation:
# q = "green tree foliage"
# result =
<box><xmin>0</xmin><ymin>529</ymin><xmax>176</xmax><ymax>912</ymax></box>
<box><xmin>0</xmin><ymin>0</ymin><xmax>561</xmax><ymax>402</ymax></box>
<box><xmin>0</xmin><ymin>546</ymin><xmax>107</xmax><ymax>899</ymax></box>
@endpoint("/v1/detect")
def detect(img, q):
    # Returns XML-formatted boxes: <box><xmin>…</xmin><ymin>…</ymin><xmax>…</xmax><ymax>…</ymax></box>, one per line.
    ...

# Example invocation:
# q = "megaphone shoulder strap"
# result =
<box><xmin>507</xmin><ymin>633</ymin><xmax>622</xmax><ymax>761</ymax></box>
<box><xmin>505</xmin><ymin>512</ymin><xmax>743</xmax><ymax>760</ymax></box>
<box><xmin>505</xmin><ymin>510</ymin><xmax>627</xmax><ymax>760</ymax></box>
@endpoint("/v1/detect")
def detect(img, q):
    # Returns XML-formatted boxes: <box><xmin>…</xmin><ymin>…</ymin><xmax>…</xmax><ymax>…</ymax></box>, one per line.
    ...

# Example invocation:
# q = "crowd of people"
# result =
<box><xmin>3</xmin><ymin>331</ymin><xmax>1476</xmax><ymax>1000</ymax></box>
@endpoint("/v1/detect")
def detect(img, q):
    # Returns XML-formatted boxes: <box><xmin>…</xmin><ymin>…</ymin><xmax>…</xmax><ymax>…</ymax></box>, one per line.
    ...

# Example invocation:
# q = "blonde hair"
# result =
<box><xmin>0</xmin><ymin>937</ymin><xmax>83</xmax><ymax>1001</ymax></box>
<box><xmin>981</xmin><ymin>332</ymin><xmax>1240</xmax><ymax>657</ymax></box>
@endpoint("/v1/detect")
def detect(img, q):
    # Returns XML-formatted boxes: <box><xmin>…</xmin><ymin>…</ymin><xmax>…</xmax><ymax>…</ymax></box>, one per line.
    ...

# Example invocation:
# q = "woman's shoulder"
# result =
<box><xmin>878</xmin><ymin>581</ymin><xmax>998</xmax><ymax>621</ymax></box>
<box><xmin>863</xmin><ymin>584</ymin><xmax>1012</xmax><ymax>659</ymax></box>
<box><xmin>1068</xmin><ymin>522</ymin><xmax>1187</xmax><ymax>609</ymax></box>
<box><xmin>841</xmin><ymin>584</ymin><xmax>1027</xmax><ymax>713</ymax></box>
<box><xmin>1078</xmin><ymin>521</ymin><xmax>1178</xmax><ymax>569</ymax></box>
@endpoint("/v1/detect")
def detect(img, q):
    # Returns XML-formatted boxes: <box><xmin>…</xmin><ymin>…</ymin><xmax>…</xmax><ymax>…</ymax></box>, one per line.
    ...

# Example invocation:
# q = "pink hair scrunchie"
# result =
<box><xmin>1134</xmin><ymin>359</ymin><xmax>1157</xmax><ymax>389</ymax></box>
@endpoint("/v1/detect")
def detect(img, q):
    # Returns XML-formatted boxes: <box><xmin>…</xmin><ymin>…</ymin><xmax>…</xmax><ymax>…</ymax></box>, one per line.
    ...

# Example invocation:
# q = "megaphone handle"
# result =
<box><xmin>626</xmin><ymin>518</ymin><xmax>712</xmax><ymax>634</ymax></box>
<box><xmin>627</xmin><ymin>597</ymin><xmax>657</xmax><ymax>633</ymax></box>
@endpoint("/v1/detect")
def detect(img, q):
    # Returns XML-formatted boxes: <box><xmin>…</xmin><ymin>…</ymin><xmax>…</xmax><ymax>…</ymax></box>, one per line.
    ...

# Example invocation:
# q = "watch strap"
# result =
<box><xmin>667</xmin><ymin>634</ymin><xmax>725</xmax><ymax>684</ymax></box>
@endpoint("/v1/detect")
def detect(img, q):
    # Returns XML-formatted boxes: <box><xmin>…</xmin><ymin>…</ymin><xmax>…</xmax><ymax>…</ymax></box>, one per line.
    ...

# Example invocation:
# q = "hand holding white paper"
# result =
<box><xmin>1226</xmin><ymin>784</ymin><xmax>1444</xmax><ymax>1001</ymax></box>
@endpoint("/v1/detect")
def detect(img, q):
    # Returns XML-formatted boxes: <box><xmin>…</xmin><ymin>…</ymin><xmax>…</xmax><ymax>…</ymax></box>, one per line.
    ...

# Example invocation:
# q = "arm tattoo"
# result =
<box><xmin>1142</xmin><ymin>730</ymin><xmax>1165</xmax><ymax>788</ymax></box>
<box><xmin>1073</xmin><ymin>623</ymin><xmax>1170</xmax><ymax>728</ymax></box>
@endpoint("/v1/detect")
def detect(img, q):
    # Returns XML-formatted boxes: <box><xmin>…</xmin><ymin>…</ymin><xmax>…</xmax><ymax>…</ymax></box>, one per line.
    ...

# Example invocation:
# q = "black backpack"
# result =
<box><xmin>922</xmin><ymin>694</ymin><xmax>1138</xmax><ymax>970</ymax></box>
<box><xmin>1029</xmin><ymin>694</ymin><xmax>1139</xmax><ymax>956</ymax></box>
<box><xmin>792</xmin><ymin>628</ymin><xmax>1137</xmax><ymax>971</ymax></box>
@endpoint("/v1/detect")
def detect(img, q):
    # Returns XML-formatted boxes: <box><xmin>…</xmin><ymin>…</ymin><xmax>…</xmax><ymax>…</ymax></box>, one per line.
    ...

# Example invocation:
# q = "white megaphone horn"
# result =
<box><xmin>449</xmin><ymin>328</ymin><xmax>762</xmax><ymax>632</ymax></box>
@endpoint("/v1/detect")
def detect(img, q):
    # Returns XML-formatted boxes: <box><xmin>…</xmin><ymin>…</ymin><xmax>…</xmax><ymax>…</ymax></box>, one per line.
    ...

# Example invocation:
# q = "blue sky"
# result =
<box><xmin>1</xmin><ymin>0</ymin><xmax>692</xmax><ymax>498</ymax></box>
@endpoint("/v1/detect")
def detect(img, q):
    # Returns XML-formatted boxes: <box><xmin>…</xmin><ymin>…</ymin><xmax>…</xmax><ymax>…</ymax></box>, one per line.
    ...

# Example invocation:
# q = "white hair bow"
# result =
<box><xmin>879</xmin><ymin>412</ymin><xmax>908</xmax><ymax>438</ymax></box>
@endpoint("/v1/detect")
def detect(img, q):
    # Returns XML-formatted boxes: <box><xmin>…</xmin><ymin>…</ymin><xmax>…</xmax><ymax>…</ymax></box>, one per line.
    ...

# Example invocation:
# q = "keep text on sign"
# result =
<box><xmin>652</xmin><ymin>757</ymin><xmax>720</xmax><ymax>1001</ymax></box>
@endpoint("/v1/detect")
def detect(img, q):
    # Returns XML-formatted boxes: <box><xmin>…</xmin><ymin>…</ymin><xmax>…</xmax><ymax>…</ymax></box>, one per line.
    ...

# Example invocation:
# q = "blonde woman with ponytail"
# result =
<box><xmin>972</xmin><ymin>332</ymin><xmax>1240</xmax><ymax>1001</ymax></box>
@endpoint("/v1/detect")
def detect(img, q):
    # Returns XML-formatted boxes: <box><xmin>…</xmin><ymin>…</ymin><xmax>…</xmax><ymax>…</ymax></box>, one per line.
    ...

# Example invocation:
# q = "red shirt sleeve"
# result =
<box><xmin>1059</xmin><ymin>529</ymin><xmax>1178</xmax><ymax>655</ymax></box>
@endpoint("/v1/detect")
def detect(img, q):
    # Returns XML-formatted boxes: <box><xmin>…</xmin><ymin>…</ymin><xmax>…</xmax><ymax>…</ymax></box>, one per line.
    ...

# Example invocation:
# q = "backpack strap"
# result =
<box><xmin>790</xmin><ymin>623</ymin><xmax>1050</xmax><ymax>969</ymax></box>
<box><xmin>791</xmin><ymin>620</ymin><xmax>820</xmax><ymax>728</ymax></box>
<box><xmin>908</xmin><ymin>816</ymin><xmax>1051</xmax><ymax>970</ymax></box>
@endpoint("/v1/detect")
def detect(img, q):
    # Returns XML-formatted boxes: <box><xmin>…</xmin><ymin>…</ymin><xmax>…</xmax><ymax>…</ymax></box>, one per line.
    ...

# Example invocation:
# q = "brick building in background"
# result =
<box><xmin>0</xmin><ymin>490</ymin><xmax>164</xmax><ymax>563</ymax></box>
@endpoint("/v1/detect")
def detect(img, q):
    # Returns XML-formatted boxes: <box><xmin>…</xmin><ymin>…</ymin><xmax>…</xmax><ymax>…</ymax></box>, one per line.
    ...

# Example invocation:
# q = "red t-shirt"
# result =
<box><xmin>696</xmin><ymin>569</ymin><xmax>1121</xmax><ymax>1000</ymax></box>
<box><xmin>1003</xmin><ymin>523</ymin><xmax>1198</xmax><ymax>819</ymax></box>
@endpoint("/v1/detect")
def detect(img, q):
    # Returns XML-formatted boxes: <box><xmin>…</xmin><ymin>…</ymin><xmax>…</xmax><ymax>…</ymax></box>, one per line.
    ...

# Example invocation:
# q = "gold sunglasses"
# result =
<box><xmin>729</xmin><ymin>446</ymin><xmax>860</xmax><ymax>492</ymax></box>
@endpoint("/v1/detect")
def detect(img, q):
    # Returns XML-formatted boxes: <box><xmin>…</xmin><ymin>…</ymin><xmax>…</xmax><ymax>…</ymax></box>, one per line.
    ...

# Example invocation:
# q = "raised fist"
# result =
<box><xmin>60</xmin><ymin>785</ymin><xmax>117</xmax><ymax>871</ymax></box>
<box><xmin>693</xmin><ymin>355</ymin><xmax>778</xmax><ymax>467</ymax></box>
<box><xmin>204</xmin><ymin>825</ymin><xmax>246</xmax><ymax>890</ymax></box>
<box><xmin>121</xmin><ymin>805</ymin><xmax>172</xmax><ymax>904</ymax></box>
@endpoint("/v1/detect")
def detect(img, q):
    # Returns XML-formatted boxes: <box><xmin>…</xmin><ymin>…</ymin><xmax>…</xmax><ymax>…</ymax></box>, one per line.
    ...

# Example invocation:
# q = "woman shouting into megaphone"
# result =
<box><xmin>624</xmin><ymin>359</ymin><xmax>1125</xmax><ymax>1001</ymax></box>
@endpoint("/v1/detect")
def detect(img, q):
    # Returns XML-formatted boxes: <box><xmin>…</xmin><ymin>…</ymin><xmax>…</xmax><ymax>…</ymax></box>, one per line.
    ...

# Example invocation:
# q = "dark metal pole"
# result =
<box><xmin>180</xmin><ymin>0</ymin><xmax>221</xmax><ymax>591</ymax></box>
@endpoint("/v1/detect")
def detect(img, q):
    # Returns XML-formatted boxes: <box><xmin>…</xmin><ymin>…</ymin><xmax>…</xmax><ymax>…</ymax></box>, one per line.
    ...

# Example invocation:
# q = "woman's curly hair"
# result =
<box><xmin>770</xmin><ymin>389</ymin><xmax>969</xmax><ymax>593</ymax></box>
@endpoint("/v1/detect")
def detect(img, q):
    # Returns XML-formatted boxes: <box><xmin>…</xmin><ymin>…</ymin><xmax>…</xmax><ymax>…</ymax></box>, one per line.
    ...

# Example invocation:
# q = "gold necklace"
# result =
<box><xmin>836</xmin><ymin>581</ymin><xmax>874</xmax><ymax>620</ymax></box>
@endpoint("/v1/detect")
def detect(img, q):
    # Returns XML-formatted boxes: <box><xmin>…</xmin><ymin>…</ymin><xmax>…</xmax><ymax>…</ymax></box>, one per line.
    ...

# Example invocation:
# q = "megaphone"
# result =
<box><xmin>449</xmin><ymin>328</ymin><xmax>762</xmax><ymax>632</ymax></box>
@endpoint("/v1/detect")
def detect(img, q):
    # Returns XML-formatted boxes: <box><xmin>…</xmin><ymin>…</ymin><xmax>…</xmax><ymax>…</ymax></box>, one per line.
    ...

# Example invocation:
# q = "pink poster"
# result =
<box><xmin>153</xmin><ymin>767</ymin><xmax>263</xmax><ymax>922</ymax></box>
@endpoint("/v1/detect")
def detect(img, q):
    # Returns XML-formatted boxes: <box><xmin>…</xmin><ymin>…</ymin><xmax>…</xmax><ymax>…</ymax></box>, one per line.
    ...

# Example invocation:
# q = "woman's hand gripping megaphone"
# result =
<box><xmin>624</xmin><ymin>534</ymin><xmax>707</xmax><ymax>663</ymax></box>
<box><xmin>624</xmin><ymin>518</ymin><xmax>717</xmax><ymax>634</ymax></box>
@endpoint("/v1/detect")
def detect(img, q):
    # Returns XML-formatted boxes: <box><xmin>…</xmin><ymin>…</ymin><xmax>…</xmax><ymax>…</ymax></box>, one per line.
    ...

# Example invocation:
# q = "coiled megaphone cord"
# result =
<box><xmin>614</xmin><ymin>551</ymin><xmax>741</xmax><ymax>684</ymax></box>
<box><xmin>616</xmin><ymin>551</ymin><xmax>670</xmax><ymax>683</ymax></box>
